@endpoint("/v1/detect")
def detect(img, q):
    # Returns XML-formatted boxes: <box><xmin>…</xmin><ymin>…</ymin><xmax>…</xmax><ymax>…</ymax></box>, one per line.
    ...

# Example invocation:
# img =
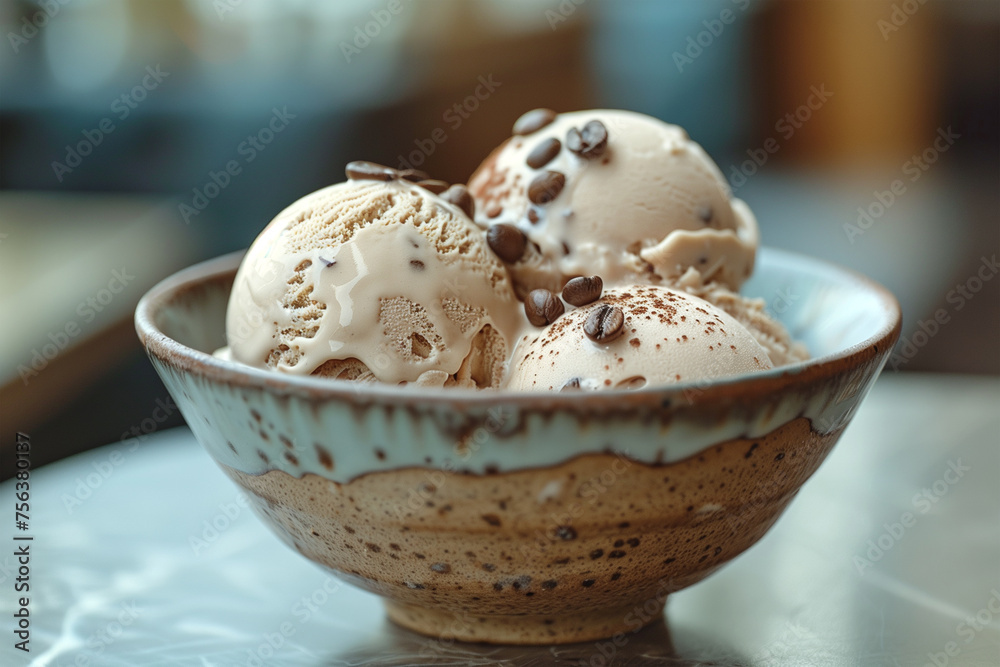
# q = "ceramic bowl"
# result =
<box><xmin>135</xmin><ymin>247</ymin><xmax>900</xmax><ymax>645</ymax></box>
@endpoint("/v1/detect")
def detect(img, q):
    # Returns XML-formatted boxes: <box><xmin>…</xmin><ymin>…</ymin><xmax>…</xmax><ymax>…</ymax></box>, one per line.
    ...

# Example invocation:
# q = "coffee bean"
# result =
<box><xmin>562</xmin><ymin>276</ymin><xmax>603</xmax><ymax>306</ymax></box>
<box><xmin>417</xmin><ymin>179</ymin><xmax>449</xmax><ymax>194</ymax></box>
<box><xmin>528</xmin><ymin>171</ymin><xmax>566</xmax><ymax>205</ymax></box>
<box><xmin>566</xmin><ymin>120</ymin><xmax>608</xmax><ymax>158</ymax></box>
<box><xmin>486</xmin><ymin>224</ymin><xmax>527</xmax><ymax>263</ymax></box>
<box><xmin>441</xmin><ymin>184</ymin><xmax>475</xmax><ymax>219</ymax></box>
<box><xmin>397</xmin><ymin>168</ymin><xmax>431</xmax><ymax>182</ymax></box>
<box><xmin>345</xmin><ymin>161</ymin><xmax>396</xmax><ymax>181</ymax></box>
<box><xmin>584</xmin><ymin>304</ymin><xmax>624</xmax><ymax>342</ymax></box>
<box><xmin>513</xmin><ymin>108</ymin><xmax>557</xmax><ymax>136</ymax></box>
<box><xmin>526</xmin><ymin>138</ymin><xmax>561</xmax><ymax>169</ymax></box>
<box><xmin>525</xmin><ymin>289</ymin><xmax>565</xmax><ymax>327</ymax></box>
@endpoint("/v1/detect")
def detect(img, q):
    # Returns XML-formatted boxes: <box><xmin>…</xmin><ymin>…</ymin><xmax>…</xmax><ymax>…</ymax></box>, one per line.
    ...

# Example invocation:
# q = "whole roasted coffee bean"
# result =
<box><xmin>525</xmin><ymin>289</ymin><xmax>565</xmax><ymax>327</ymax></box>
<box><xmin>528</xmin><ymin>171</ymin><xmax>566</xmax><ymax>205</ymax></box>
<box><xmin>566</xmin><ymin>120</ymin><xmax>608</xmax><ymax>158</ymax></box>
<box><xmin>486</xmin><ymin>224</ymin><xmax>527</xmax><ymax>263</ymax></box>
<box><xmin>345</xmin><ymin>161</ymin><xmax>396</xmax><ymax>181</ymax></box>
<box><xmin>526</xmin><ymin>138</ymin><xmax>561</xmax><ymax>169</ymax></box>
<box><xmin>562</xmin><ymin>276</ymin><xmax>603</xmax><ymax>306</ymax></box>
<box><xmin>584</xmin><ymin>304</ymin><xmax>624</xmax><ymax>342</ymax></box>
<box><xmin>441</xmin><ymin>184</ymin><xmax>475</xmax><ymax>219</ymax></box>
<box><xmin>513</xmin><ymin>108</ymin><xmax>557</xmax><ymax>136</ymax></box>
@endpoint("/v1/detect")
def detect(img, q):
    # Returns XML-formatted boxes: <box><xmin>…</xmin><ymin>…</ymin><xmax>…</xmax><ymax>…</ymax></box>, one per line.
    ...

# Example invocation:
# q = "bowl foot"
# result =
<box><xmin>385</xmin><ymin>599</ymin><xmax>664</xmax><ymax>645</ymax></box>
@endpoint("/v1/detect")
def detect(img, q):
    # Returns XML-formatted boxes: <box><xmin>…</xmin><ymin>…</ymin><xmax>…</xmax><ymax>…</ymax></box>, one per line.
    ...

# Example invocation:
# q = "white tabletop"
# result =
<box><xmin>2</xmin><ymin>373</ymin><xmax>998</xmax><ymax>666</ymax></box>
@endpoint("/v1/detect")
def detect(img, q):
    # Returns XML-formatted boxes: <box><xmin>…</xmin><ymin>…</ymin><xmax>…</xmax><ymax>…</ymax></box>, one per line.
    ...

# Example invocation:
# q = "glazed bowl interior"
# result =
<box><xmin>144</xmin><ymin>247</ymin><xmax>898</xmax><ymax>394</ymax></box>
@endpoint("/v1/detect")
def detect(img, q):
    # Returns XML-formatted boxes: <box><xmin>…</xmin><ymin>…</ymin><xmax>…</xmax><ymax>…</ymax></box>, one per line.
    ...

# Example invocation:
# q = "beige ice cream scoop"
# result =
<box><xmin>469</xmin><ymin>109</ymin><xmax>758</xmax><ymax>296</ymax></box>
<box><xmin>226</xmin><ymin>178</ymin><xmax>522</xmax><ymax>387</ymax></box>
<box><xmin>506</xmin><ymin>285</ymin><xmax>772</xmax><ymax>392</ymax></box>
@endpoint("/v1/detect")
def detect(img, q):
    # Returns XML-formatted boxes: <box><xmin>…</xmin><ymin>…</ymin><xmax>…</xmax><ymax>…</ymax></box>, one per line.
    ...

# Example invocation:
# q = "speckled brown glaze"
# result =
<box><xmin>135</xmin><ymin>250</ymin><xmax>901</xmax><ymax>645</ymax></box>
<box><xmin>224</xmin><ymin>418</ymin><xmax>832</xmax><ymax>643</ymax></box>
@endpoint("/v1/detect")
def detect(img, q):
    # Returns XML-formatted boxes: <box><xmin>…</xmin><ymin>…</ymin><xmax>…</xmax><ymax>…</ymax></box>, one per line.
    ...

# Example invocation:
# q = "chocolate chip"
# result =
<box><xmin>441</xmin><ymin>184</ymin><xmax>475</xmax><ymax>218</ymax></box>
<box><xmin>528</xmin><ymin>171</ymin><xmax>565</xmax><ymax>205</ymax></box>
<box><xmin>696</xmin><ymin>204</ymin><xmax>713</xmax><ymax>224</ymax></box>
<box><xmin>525</xmin><ymin>289</ymin><xmax>565</xmax><ymax>327</ymax></box>
<box><xmin>527</xmin><ymin>208</ymin><xmax>540</xmax><ymax>224</ymax></box>
<box><xmin>345</xmin><ymin>161</ymin><xmax>396</xmax><ymax>181</ymax></box>
<box><xmin>486</xmin><ymin>224</ymin><xmax>527</xmax><ymax>263</ymax></box>
<box><xmin>417</xmin><ymin>179</ymin><xmax>449</xmax><ymax>194</ymax></box>
<box><xmin>562</xmin><ymin>276</ymin><xmax>603</xmax><ymax>306</ymax></box>
<box><xmin>513</xmin><ymin>108</ymin><xmax>557</xmax><ymax>136</ymax></box>
<box><xmin>566</xmin><ymin>120</ymin><xmax>608</xmax><ymax>158</ymax></box>
<box><xmin>526</xmin><ymin>138</ymin><xmax>561</xmax><ymax>169</ymax></box>
<box><xmin>584</xmin><ymin>304</ymin><xmax>624</xmax><ymax>343</ymax></box>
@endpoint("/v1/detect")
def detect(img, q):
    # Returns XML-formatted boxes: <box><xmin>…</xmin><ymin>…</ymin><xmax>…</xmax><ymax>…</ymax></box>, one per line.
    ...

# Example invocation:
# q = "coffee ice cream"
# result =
<box><xmin>507</xmin><ymin>285</ymin><xmax>772</xmax><ymax>392</ymax></box>
<box><xmin>468</xmin><ymin>109</ymin><xmax>758</xmax><ymax>296</ymax></box>
<box><xmin>224</xmin><ymin>109</ymin><xmax>807</xmax><ymax>390</ymax></box>
<box><xmin>226</xmin><ymin>166</ymin><xmax>521</xmax><ymax>388</ymax></box>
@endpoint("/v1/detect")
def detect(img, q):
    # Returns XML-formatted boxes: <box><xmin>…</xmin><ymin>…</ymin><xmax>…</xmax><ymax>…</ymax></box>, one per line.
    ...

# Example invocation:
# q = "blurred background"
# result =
<box><xmin>1</xmin><ymin>0</ymin><xmax>997</xmax><ymax>473</ymax></box>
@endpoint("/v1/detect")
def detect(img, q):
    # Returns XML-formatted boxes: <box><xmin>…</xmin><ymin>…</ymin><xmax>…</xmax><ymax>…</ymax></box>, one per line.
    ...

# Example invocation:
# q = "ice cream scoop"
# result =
<box><xmin>226</xmin><ymin>174</ymin><xmax>522</xmax><ymax>387</ymax></box>
<box><xmin>506</xmin><ymin>285</ymin><xmax>772</xmax><ymax>391</ymax></box>
<box><xmin>675</xmin><ymin>268</ymin><xmax>809</xmax><ymax>366</ymax></box>
<box><xmin>468</xmin><ymin>109</ymin><xmax>758</xmax><ymax>296</ymax></box>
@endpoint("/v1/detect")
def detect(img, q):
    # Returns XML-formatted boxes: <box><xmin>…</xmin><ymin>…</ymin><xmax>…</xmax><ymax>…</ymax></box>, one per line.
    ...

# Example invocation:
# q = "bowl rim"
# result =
<box><xmin>135</xmin><ymin>247</ymin><xmax>901</xmax><ymax>409</ymax></box>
